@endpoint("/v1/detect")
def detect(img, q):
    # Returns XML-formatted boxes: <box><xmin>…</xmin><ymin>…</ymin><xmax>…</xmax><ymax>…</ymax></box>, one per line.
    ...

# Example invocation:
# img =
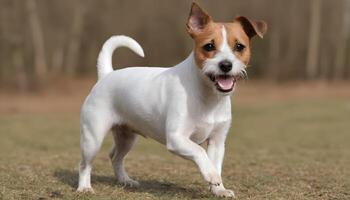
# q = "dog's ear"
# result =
<box><xmin>186</xmin><ymin>2</ymin><xmax>212</xmax><ymax>37</ymax></box>
<box><xmin>235</xmin><ymin>16</ymin><xmax>267</xmax><ymax>39</ymax></box>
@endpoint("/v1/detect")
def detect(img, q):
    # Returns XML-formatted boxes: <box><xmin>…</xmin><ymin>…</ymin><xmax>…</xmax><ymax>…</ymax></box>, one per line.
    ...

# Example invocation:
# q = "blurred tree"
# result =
<box><xmin>0</xmin><ymin>0</ymin><xmax>349</xmax><ymax>90</ymax></box>
<box><xmin>306</xmin><ymin>0</ymin><xmax>322</xmax><ymax>79</ymax></box>
<box><xmin>267</xmin><ymin>0</ymin><xmax>282</xmax><ymax>80</ymax></box>
<box><xmin>334</xmin><ymin>0</ymin><xmax>350</xmax><ymax>80</ymax></box>
<box><xmin>26</xmin><ymin>0</ymin><xmax>47</xmax><ymax>84</ymax></box>
<box><xmin>65</xmin><ymin>0</ymin><xmax>91</xmax><ymax>76</ymax></box>
<box><xmin>13</xmin><ymin>1</ymin><xmax>28</xmax><ymax>91</ymax></box>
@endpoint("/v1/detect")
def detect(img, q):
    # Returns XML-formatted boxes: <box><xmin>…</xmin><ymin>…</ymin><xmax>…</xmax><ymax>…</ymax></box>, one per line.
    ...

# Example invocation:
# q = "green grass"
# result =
<box><xmin>1</xmin><ymin>98</ymin><xmax>350</xmax><ymax>199</ymax></box>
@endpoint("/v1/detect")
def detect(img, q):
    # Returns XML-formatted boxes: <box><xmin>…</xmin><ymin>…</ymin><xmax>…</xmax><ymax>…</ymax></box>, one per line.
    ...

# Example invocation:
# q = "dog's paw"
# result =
<box><xmin>210</xmin><ymin>184</ymin><xmax>235</xmax><ymax>198</ymax></box>
<box><xmin>213</xmin><ymin>189</ymin><xmax>235</xmax><ymax>198</ymax></box>
<box><xmin>76</xmin><ymin>187</ymin><xmax>95</xmax><ymax>193</ymax></box>
<box><xmin>205</xmin><ymin>172</ymin><xmax>222</xmax><ymax>186</ymax></box>
<box><xmin>118</xmin><ymin>178</ymin><xmax>140</xmax><ymax>187</ymax></box>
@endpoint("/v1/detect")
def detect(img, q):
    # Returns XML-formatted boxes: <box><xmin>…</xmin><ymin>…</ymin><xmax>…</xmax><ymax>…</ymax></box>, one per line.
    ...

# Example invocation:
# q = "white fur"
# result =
<box><xmin>78</xmin><ymin>35</ymin><xmax>235</xmax><ymax>197</ymax></box>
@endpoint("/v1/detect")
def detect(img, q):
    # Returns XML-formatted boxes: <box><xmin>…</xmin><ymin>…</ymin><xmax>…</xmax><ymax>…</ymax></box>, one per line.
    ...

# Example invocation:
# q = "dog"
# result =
<box><xmin>77</xmin><ymin>2</ymin><xmax>267</xmax><ymax>198</ymax></box>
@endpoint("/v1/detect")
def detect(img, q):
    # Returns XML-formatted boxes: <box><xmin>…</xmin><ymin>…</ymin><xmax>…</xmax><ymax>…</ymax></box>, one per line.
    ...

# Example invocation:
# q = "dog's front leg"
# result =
<box><xmin>206</xmin><ymin>123</ymin><xmax>235</xmax><ymax>198</ymax></box>
<box><xmin>207</xmin><ymin>123</ymin><xmax>231</xmax><ymax>175</ymax></box>
<box><xmin>166</xmin><ymin>132</ymin><xmax>222</xmax><ymax>187</ymax></box>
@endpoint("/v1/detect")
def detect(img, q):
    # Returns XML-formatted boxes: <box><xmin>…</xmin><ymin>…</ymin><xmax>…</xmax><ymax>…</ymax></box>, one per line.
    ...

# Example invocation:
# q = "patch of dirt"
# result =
<box><xmin>0</xmin><ymin>78</ymin><xmax>94</xmax><ymax>114</ymax></box>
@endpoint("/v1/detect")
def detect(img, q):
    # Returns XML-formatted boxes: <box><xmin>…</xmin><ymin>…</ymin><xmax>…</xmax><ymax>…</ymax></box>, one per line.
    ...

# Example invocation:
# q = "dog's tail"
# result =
<box><xmin>97</xmin><ymin>35</ymin><xmax>145</xmax><ymax>80</ymax></box>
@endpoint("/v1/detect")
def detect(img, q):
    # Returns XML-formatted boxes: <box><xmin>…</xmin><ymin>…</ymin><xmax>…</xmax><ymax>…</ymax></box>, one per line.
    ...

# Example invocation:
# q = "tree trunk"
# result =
<box><xmin>268</xmin><ymin>28</ymin><xmax>281</xmax><ymax>80</ymax></box>
<box><xmin>286</xmin><ymin>0</ymin><xmax>300</xmax><ymax>79</ymax></box>
<box><xmin>0</xmin><ymin>2</ymin><xmax>8</xmax><ymax>84</ymax></box>
<box><xmin>26</xmin><ymin>0</ymin><xmax>47</xmax><ymax>84</ymax></box>
<box><xmin>319</xmin><ymin>48</ymin><xmax>331</xmax><ymax>80</ymax></box>
<box><xmin>65</xmin><ymin>0</ymin><xmax>90</xmax><ymax>76</ymax></box>
<box><xmin>333</xmin><ymin>0</ymin><xmax>350</xmax><ymax>80</ymax></box>
<box><xmin>51</xmin><ymin>34</ymin><xmax>65</xmax><ymax>75</ymax></box>
<box><xmin>267</xmin><ymin>0</ymin><xmax>282</xmax><ymax>80</ymax></box>
<box><xmin>13</xmin><ymin>48</ymin><xmax>28</xmax><ymax>92</ymax></box>
<box><xmin>306</xmin><ymin>0</ymin><xmax>322</xmax><ymax>79</ymax></box>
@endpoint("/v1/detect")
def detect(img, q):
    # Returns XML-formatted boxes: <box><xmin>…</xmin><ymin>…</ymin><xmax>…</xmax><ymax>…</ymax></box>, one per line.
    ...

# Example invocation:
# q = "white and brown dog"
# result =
<box><xmin>77</xmin><ymin>3</ymin><xmax>267</xmax><ymax>198</ymax></box>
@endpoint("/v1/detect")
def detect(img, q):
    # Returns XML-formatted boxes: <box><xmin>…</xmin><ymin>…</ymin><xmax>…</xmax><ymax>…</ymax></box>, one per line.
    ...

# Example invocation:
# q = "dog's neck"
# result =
<box><xmin>174</xmin><ymin>52</ymin><xmax>231</xmax><ymax>107</ymax></box>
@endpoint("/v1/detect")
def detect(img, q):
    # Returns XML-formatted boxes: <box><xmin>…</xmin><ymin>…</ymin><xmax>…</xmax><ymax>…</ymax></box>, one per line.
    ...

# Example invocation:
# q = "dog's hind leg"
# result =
<box><xmin>109</xmin><ymin>125</ymin><xmax>139</xmax><ymax>187</ymax></box>
<box><xmin>77</xmin><ymin>110</ymin><xmax>114</xmax><ymax>192</ymax></box>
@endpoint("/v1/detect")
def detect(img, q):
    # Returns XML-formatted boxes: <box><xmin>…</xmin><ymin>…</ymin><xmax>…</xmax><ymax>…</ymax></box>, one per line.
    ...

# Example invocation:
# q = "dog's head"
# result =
<box><xmin>187</xmin><ymin>3</ymin><xmax>267</xmax><ymax>95</ymax></box>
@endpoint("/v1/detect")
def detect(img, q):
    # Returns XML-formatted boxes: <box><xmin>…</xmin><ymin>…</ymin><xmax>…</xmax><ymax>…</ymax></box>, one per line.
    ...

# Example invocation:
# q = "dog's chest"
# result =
<box><xmin>190</xmin><ymin>115</ymin><xmax>229</xmax><ymax>144</ymax></box>
<box><xmin>188</xmin><ymin>101</ymin><xmax>231</xmax><ymax>144</ymax></box>
<box><xmin>190</xmin><ymin>121</ymin><xmax>215</xmax><ymax>144</ymax></box>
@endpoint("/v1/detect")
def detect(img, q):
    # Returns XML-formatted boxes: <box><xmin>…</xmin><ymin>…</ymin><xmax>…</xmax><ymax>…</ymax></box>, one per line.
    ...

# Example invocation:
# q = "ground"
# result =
<box><xmin>0</xmin><ymin>80</ymin><xmax>349</xmax><ymax>199</ymax></box>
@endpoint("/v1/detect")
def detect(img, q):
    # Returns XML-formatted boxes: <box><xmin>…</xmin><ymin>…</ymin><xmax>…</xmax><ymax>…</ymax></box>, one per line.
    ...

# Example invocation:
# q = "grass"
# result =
<box><xmin>1</xmin><ymin>88</ymin><xmax>350</xmax><ymax>199</ymax></box>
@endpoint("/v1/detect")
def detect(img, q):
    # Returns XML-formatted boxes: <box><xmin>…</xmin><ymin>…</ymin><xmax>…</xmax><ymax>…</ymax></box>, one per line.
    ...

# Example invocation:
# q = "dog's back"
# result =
<box><xmin>82</xmin><ymin>65</ymin><xmax>171</xmax><ymax>142</ymax></box>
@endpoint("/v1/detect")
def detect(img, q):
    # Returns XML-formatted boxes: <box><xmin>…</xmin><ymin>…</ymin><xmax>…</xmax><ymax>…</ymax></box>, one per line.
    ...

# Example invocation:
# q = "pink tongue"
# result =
<box><xmin>217</xmin><ymin>76</ymin><xmax>234</xmax><ymax>90</ymax></box>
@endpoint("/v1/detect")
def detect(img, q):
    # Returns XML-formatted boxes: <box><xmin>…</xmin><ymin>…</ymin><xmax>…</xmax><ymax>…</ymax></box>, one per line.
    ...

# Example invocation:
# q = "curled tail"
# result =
<box><xmin>97</xmin><ymin>35</ymin><xmax>145</xmax><ymax>80</ymax></box>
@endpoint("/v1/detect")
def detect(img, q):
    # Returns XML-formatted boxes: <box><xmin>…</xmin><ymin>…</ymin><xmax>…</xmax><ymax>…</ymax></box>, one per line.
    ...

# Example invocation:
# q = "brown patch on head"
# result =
<box><xmin>235</xmin><ymin>16</ymin><xmax>268</xmax><ymax>39</ymax></box>
<box><xmin>187</xmin><ymin>3</ymin><xmax>222</xmax><ymax>68</ymax></box>
<box><xmin>190</xmin><ymin>23</ymin><xmax>224</xmax><ymax>68</ymax></box>
<box><xmin>223</xmin><ymin>22</ymin><xmax>251</xmax><ymax>65</ymax></box>
<box><xmin>186</xmin><ymin>3</ymin><xmax>267</xmax><ymax>68</ymax></box>
<box><xmin>228</xmin><ymin>17</ymin><xmax>267</xmax><ymax>65</ymax></box>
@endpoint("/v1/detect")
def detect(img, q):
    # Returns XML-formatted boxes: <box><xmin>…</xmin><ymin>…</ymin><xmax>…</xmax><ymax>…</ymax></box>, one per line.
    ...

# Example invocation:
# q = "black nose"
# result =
<box><xmin>219</xmin><ymin>60</ymin><xmax>232</xmax><ymax>73</ymax></box>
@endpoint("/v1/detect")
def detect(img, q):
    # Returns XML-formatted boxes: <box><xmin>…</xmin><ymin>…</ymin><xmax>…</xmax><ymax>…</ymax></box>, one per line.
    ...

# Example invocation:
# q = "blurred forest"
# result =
<box><xmin>1</xmin><ymin>0</ymin><xmax>350</xmax><ymax>91</ymax></box>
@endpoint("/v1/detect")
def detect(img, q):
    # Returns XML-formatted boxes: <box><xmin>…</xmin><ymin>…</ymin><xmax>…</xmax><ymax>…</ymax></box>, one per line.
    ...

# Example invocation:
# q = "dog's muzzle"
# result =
<box><xmin>206</xmin><ymin>74</ymin><xmax>235</xmax><ymax>93</ymax></box>
<box><xmin>206</xmin><ymin>70</ymin><xmax>247</xmax><ymax>93</ymax></box>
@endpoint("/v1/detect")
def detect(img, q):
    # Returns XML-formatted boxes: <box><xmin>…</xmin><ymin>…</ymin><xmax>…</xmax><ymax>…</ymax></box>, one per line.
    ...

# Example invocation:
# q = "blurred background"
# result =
<box><xmin>1</xmin><ymin>0</ymin><xmax>350</xmax><ymax>91</ymax></box>
<box><xmin>1</xmin><ymin>1</ymin><xmax>350</xmax><ymax>199</ymax></box>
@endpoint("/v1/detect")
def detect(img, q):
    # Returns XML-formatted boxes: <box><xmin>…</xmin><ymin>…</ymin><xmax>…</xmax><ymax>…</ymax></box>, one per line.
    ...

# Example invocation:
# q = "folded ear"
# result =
<box><xmin>186</xmin><ymin>2</ymin><xmax>212</xmax><ymax>36</ymax></box>
<box><xmin>235</xmin><ymin>16</ymin><xmax>267</xmax><ymax>39</ymax></box>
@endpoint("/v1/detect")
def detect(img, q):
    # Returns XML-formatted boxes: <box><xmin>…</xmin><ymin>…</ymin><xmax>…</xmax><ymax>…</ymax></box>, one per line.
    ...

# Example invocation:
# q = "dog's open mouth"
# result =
<box><xmin>207</xmin><ymin>74</ymin><xmax>236</xmax><ymax>93</ymax></box>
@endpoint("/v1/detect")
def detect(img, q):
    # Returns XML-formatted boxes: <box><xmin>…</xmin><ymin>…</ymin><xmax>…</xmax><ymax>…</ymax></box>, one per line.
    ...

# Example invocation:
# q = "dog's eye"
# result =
<box><xmin>203</xmin><ymin>43</ymin><xmax>216</xmax><ymax>52</ymax></box>
<box><xmin>234</xmin><ymin>43</ymin><xmax>245</xmax><ymax>52</ymax></box>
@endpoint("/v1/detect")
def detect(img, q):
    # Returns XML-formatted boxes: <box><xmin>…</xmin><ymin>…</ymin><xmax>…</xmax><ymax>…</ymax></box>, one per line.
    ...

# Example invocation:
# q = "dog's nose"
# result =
<box><xmin>219</xmin><ymin>60</ymin><xmax>232</xmax><ymax>73</ymax></box>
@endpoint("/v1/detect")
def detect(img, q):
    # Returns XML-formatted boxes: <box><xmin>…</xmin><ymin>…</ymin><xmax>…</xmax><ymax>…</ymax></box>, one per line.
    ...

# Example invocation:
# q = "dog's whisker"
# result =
<box><xmin>239</xmin><ymin>71</ymin><xmax>244</xmax><ymax>80</ymax></box>
<box><xmin>242</xmin><ymin>69</ymin><xmax>248</xmax><ymax>80</ymax></box>
<box><xmin>238</xmin><ymin>71</ymin><xmax>244</xmax><ymax>80</ymax></box>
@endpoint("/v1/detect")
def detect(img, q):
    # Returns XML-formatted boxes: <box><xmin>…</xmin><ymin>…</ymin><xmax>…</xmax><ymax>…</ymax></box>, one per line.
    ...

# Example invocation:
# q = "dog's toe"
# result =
<box><xmin>215</xmin><ymin>189</ymin><xmax>235</xmax><ymax>198</ymax></box>
<box><xmin>76</xmin><ymin>187</ymin><xmax>95</xmax><ymax>194</ymax></box>
<box><xmin>210</xmin><ymin>184</ymin><xmax>235</xmax><ymax>198</ymax></box>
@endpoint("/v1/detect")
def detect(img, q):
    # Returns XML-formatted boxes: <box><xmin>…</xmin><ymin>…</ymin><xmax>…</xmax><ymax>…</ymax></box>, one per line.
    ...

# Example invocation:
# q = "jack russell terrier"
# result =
<box><xmin>77</xmin><ymin>2</ymin><xmax>267</xmax><ymax>198</ymax></box>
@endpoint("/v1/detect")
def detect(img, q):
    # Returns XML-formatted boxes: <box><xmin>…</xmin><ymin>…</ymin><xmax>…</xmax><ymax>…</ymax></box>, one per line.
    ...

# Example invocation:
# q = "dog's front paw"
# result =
<box><xmin>76</xmin><ymin>187</ymin><xmax>95</xmax><ymax>193</ymax></box>
<box><xmin>210</xmin><ymin>184</ymin><xmax>235</xmax><ymax>198</ymax></box>
<box><xmin>214</xmin><ymin>189</ymin><xmax>235</xmax><ymax>198</ymax></box>
<box><xmin>205</xmin><ymin>172</ymin><xmax>222</xmax><ymax>186</ymax></box>
<box><xmin>118</xmin><ymin>178</ymin><xmax>140</xmax><ymax>187</ymax></box>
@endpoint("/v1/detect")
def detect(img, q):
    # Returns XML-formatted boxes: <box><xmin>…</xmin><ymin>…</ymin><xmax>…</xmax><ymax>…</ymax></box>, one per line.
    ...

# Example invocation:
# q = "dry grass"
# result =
<box><xmin>1</xmin><ymin>80</ymin><xmax>350</xmax><ymax>199</ymax></box>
